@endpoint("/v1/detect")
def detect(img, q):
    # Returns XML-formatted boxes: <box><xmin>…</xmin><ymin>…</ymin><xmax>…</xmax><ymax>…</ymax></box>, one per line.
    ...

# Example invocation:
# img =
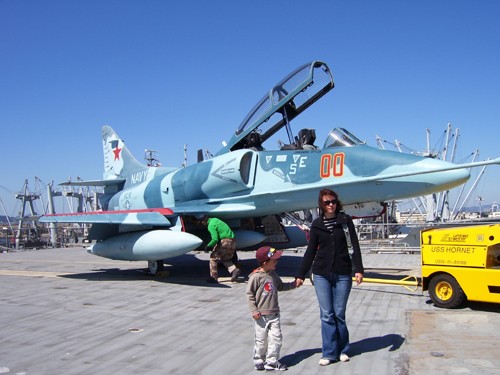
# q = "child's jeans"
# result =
<box><xmin>253</xmin><ymin>313</ymin><xmax>282</xmax><ymax>365</ymax></box>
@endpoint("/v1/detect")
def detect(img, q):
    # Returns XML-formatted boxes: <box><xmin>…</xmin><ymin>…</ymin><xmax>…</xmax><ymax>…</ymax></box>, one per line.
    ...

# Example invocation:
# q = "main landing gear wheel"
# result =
<box><xmin>428</xmin><ymin>273</ymin><xmax>466</xmax><ymax>309</ymax></box>
<box><xmin>147</xmin><ymin>260</ymin><xmax>166</xmax><ymax>276</ymax></box>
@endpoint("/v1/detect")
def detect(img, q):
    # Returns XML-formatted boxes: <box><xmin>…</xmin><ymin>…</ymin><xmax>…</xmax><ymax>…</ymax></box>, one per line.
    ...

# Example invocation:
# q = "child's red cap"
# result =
<box><xmin>255</xmin><ymin>246</ymin><xmax>283</xmax><ymax>263</ymax></box>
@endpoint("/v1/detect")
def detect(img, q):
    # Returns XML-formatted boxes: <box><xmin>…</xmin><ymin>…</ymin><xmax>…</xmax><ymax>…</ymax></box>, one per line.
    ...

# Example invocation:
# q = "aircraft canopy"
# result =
<box><xmin>216</xmin><ymin>61</ymin><xmax>334</xmax><ymax>155</ymax></box>
<box><xmin>323</xmin><ymin>128</ymin><xmax>365</xmax><ymax>149</ymax></box>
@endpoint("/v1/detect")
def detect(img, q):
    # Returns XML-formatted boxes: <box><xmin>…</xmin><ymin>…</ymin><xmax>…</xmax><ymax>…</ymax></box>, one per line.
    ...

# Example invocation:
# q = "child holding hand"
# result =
<box><xmin>246</xmin><ymin>246</ymin><xmax>298</xmax><ymax>371</ymax></box>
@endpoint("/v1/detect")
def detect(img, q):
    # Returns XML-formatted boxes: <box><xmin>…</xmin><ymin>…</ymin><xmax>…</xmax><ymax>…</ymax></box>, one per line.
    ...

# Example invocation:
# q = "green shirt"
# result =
<box><xmin>207</xmin><ymin>218</ymin><xmax>234</xmax><ymax>247</ymax></box>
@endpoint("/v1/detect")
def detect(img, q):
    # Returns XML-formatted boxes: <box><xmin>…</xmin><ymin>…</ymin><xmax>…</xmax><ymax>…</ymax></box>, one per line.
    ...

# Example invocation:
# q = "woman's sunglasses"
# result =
<box><xmin>323</xmin><ymin>199</ymin><xmax>337</xmax><ymax>206</ymax></box>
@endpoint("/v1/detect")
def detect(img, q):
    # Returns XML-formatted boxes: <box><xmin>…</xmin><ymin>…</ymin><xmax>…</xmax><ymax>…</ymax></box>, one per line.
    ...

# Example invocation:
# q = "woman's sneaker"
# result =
<box><xmin>264</xmin><ymin>361</ymin><xmax>288</xmax><ymax>371</ymax></box>
<box><xmin>319</xmin><ymin>358</ymin><xmax>333</xmax><ymax>366</ymax></box>
<box><xmin>339</xmin><ymin>353</ymin><xmax>350</xmax><ymax>362</ymax></box>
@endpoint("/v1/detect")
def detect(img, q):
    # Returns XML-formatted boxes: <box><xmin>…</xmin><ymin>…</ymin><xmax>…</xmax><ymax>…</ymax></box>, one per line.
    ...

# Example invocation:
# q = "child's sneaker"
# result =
<box><xmin>264</xmin><ymin>361</ymin><xmax>288</xmax><ymax>371</ymax></box>
<box><xmin>254</xmin><ymin>361</ymin><xmax>265</xmax><ymax>371</ymax></box>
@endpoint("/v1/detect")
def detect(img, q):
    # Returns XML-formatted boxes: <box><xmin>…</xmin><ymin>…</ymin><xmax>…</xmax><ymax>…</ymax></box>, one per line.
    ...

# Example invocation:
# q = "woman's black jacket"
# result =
<box><xmin>296</xmin><ymin>212</ymin><xmax>364</xmax><ymax>279</ymax></box>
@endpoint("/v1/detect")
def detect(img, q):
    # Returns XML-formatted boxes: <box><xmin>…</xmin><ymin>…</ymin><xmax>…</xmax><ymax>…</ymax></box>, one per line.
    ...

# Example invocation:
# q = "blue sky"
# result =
<box><xmin>1</xmin><ymin>0</ymin><xmax>499</xmax><ymax>216</ymax></box>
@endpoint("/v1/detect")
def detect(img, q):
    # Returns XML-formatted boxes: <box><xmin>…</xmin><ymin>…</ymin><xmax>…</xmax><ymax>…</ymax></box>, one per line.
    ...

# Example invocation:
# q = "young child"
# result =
<box><xmin>246</xmin><ymin>246</ymin><xmax>297</xmax><ymax>371</ymax></box>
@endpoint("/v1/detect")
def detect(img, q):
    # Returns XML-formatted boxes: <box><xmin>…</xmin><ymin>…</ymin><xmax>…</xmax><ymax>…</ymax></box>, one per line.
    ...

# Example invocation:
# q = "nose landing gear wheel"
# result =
<box><xmin>147</xmin><ymin>260</ymin><xmax>165</xmax><ymax>276</ymax></box>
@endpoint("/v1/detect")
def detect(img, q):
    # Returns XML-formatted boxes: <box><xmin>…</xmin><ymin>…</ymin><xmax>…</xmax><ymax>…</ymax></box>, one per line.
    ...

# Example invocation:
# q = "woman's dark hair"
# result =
<box><xmin>318</xmin><ymin>188</ymin><xmax>343</xmax><ymax>215</ymax></box>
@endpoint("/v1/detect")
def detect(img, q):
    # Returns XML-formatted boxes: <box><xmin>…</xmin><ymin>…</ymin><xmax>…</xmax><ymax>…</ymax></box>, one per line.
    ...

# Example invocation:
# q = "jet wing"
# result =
<box><xmin>59</xmin><ymin>179</ymin><xmax>126</xmax><ymax>187</ymax></box>
<box><xmin>39</xmin><ymin>208</ymin><xmax>175</xmax><ymax>226</ymax></box>
<box><xmin>172</xmin><ymin>203</ymin><xmax>257</xmax><ymax>216</ymax></box>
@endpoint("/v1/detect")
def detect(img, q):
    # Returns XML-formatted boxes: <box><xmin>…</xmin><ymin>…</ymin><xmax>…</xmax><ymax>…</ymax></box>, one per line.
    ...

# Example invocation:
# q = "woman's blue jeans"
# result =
<box><xmin>313</xmin><ymin>273</ymin><xmax>352</xmax><ymax>360</ymax></box>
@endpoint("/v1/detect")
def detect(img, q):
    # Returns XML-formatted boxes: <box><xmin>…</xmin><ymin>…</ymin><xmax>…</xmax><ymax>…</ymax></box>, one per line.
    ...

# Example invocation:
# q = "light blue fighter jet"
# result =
<box><xmin>40</xmin><ymin>61</ymin><xmax>499</xmax><ymax>274</ymax></box>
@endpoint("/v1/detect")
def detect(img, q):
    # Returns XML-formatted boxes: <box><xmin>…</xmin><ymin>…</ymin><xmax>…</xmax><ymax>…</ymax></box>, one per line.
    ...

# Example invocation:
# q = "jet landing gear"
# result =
<box><xmin>146</xmin><ymin>260</ymin><xmax>170</xmax><ymax>277</ymax></box>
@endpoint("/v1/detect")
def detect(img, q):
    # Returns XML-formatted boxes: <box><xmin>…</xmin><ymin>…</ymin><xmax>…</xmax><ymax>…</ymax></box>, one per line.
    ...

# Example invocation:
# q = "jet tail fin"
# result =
<box><xmin>102</xmin><ymin>125</ymin><xmax>147</xmax><ymax>181</ymax></box>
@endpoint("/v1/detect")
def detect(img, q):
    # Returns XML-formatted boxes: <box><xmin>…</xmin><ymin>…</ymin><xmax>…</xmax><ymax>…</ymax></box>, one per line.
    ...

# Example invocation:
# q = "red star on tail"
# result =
<box><xmin>113</xmin><ymin>145</ymin><xmax>122</xmax><ymax>160</ymax></box>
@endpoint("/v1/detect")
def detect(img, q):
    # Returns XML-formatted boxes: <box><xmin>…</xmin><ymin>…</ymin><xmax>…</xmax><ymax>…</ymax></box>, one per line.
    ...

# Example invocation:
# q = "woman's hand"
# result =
<box><xmin>354</xmin><ymin>273</ymin><xmax>363</xmax><ymax>285</ymax></box>
<box><xmin>295</xmin><ymin>278</ymin><xmax>304</xmax><ymax>288</ymax></box>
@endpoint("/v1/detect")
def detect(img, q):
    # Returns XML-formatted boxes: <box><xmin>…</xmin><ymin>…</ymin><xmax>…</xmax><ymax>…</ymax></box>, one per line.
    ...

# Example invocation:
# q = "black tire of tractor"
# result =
<box><xmin>428</xmin><ymin>273</ymin><xmax>467</xmax><ymax>309</ymax></box>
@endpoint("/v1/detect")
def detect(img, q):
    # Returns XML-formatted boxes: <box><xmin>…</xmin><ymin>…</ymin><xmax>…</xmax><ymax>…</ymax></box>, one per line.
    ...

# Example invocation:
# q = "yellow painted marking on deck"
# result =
<box><xmin>0</xmin><ymin>259</ymin><xmax>130</xmax><ymax>266</ymax></box>
<box><xmin>0</xmin><ymin>269</ymin><xmax>74</xmax><ymax>278</ymax></box>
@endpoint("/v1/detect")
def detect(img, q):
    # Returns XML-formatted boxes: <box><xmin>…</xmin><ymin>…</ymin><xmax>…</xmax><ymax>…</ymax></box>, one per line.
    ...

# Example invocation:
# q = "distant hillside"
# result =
<box><xmin>462</xmin><ymin>204</ymin><xmax>498</xmax><ymax>213</ymax></box>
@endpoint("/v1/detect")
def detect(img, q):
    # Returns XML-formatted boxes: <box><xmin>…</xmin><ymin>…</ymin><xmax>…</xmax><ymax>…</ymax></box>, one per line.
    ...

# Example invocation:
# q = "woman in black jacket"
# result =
<box><xmin>296</xmin><ymin>189</ymin><xmax>364</xmax><ymax>366</ymax></box>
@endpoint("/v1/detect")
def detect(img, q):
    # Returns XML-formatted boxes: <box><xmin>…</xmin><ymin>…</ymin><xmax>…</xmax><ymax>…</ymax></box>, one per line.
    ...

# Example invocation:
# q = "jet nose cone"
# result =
<box><xmin>422</xmin><ymin>158</ymin><xmax>471</xmax><ymax>192</ymax></box>
<box><xmin>440</xmin><ymin>167</ymin><xmax>470</xmax><ymax>190</ymax></box>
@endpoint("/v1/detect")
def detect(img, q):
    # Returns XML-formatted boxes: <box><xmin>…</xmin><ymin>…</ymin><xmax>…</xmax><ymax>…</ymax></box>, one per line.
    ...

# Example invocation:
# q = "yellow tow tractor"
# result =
<box><xmin>420</xmin><ymin>224</ymin><xmax>500</xmax><ymax>308</ymax></box>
